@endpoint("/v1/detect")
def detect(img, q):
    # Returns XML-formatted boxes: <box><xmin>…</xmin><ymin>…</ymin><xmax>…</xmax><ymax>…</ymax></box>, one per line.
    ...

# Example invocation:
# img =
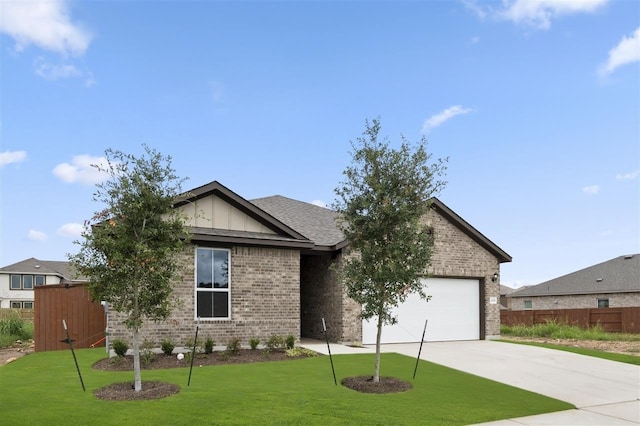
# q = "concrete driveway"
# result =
<box><xmin>300</xmin><ymin>339</ymin><xmax>640</xmax><ymax>425</ymax></box>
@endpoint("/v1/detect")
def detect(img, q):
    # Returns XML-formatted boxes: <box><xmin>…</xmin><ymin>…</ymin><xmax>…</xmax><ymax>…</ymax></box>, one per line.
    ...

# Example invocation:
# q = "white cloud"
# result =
<box><xmin>0</xmin><ymin>0</ymin><xmax>92</xmax><ymax>56</ymax></box>
<box><xmin>311</xmin><ymin>200</ymin><xmax>327</xmax><ymax>208</ymax></box>
<box><xmin>52</xmin><ymin>155</ymin><xmax>110</xmax><ymax>185</ymax></box>
<box><xmin>34</xmin><ymin>58</ymin><xmax>81</xmax><ymax>80</ymax></box>
<box><xmin>616</xmin><ymin>170</ymin><xmax>639</xmax><ymax>181</ymax></box>
<box><xmin>598</xmin><ymin>27</ymin><xmax>640</xmax><ymax>77</ymax></box>
<box><xmin>57</xmin><ymin>223</ymin><xmax>84</xmax><ymax>238</ymax></box>
<box><xmin>0</xmin><ymin>150</ymin><xmax>27</xmax><ymax>167</ymax></box>
<box><xmin>28</xmin><ymin>229</ymin><xmax>48</xmax><ymax>241</ymax></box>
<box><xmin>465</xmin><ymin>0</ymin><xmax>608</xmax><ymax>30</ymax></box>
<box><xmin>421</xmin><ymin>105</ymin><xmax>473</xmax><ymax>134</ymax></box>
<box><xmin>582</xmin><ymin>185</ymin><xmax>600</xmax><ymax>195</ymax></box>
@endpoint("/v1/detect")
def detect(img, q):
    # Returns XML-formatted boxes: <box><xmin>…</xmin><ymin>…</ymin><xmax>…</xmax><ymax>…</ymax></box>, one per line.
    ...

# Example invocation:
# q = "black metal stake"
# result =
<box><xmin>61</xmin><ymin>319</ymin><xmax>85</xmax><ymax>391</ymax></box>
<box><xmin>322</xmin><ymin>318</ymin><xmax>337</xmax><ymax>385</ymax></box>
<box><xmin>187</xmin><ymin>317</ymin><xmax>200</xmax><ymax>386</ymax></box>
<box><xmin>412</xmin><ymin>319</ymin><xmax>428</xmax><ymax>379</ymax></box>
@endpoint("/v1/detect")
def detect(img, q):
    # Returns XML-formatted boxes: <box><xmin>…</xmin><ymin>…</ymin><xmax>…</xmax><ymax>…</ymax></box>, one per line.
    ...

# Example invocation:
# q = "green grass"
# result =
<box><xmin>501</xmin><ymin>322</ymin><xmax>640</xmax><ymax>341</ymax></box>
<box><xmin>500</xmin><ymin>340</ymin><xmax>640</xmax><ymax>365</ymax></box>
<box><xmin>0</xmin><ymin>313</ymin><xmax>33</xmax><ymax>348</ymax></box>
<box><xmin>0</xmin><ymin>349</ymin><xmax>572</xmax><ymax>425</ymax></box>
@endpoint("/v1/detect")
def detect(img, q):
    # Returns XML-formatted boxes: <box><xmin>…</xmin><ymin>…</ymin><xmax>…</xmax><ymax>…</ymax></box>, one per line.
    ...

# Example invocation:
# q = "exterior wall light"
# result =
<box><xmin>491</xmin><ymin>273</ymin><xmax>499</xmax><ymax>283</ymax></box>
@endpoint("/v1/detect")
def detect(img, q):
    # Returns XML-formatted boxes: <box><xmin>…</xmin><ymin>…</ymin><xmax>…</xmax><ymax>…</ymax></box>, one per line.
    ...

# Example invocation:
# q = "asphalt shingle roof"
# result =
<box><xmin>0</xmin><ymin>257</ymin><xmax>84</xmax><ymax>281</ymax></box>
<box><xmin>509</xmin><ymin>254</ymin><xmax>640</xmax><ymax>297</ymax></box>
<box><xmin>250</xmin><ymin>195</ymin><xmax>345</xmax><ymax>247</ymax></box>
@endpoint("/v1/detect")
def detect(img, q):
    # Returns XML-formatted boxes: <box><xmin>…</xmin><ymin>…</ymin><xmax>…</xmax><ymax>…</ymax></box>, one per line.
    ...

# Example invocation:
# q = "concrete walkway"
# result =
<box><xmin>300</xmin><ymin>339</ymin><xmax>640</xmax><ymax>425</ymax></box>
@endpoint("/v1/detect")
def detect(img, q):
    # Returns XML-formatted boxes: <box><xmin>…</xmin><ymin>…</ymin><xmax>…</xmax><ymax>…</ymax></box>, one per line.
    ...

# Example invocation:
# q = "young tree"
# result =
<box><xmin>69</xmin><ymin>145</ymin><xmax>189</xmax><ymax>392</ymax></box>
<box><xmin>333</xmin><ymin>118</ymin><xmax>447</xmax><ymax>382</ymax></box>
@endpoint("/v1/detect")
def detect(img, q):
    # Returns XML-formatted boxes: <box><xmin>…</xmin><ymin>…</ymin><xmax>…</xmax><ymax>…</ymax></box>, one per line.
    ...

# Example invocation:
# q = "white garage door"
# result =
<box><xmin>362</xmin><ymin>278</ymin><xmax>480</xmax><ymax>344</ymax></box>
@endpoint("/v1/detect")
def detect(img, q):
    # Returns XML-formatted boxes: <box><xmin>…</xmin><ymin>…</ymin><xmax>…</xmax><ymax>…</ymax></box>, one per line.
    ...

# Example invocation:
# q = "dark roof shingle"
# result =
<box><xmin>509</xmin><ymin>254</ymin><xmax>640</xmax><ymax>297</ymax></box>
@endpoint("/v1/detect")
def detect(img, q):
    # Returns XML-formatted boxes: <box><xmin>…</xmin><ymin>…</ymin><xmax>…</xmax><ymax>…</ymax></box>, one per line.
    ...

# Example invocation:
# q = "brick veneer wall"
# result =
<box><xmin>326</xmin><ymin>206</ymin><xmax>504</xmax><ymax>344</ymax></box>
<box><xmin>108</xmin><ymin>245</ymin><xmax>301</xmax><ymax>348</ymax></box>
<box><xmin>510</xmin><ymin>292</ymin><xmax>640</xmax><ymax>310</ymax></box>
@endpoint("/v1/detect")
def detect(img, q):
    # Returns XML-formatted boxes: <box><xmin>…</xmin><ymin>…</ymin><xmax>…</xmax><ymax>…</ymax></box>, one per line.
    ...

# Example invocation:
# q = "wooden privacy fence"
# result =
<box><xmin>501</xmin><ymin>307</ymin><xmax>640</xmax><ymax>333</ymax></box>
<box><xmin>34</xmin><ymin>283</ymin><xmax>106</xmax><ymax>352</ymax></box>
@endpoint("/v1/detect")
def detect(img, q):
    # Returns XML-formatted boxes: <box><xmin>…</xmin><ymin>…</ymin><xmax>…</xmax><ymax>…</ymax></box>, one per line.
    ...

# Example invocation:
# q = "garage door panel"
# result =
<box><xmin>362</xmin><ymin>278</ymin><xmax>479</xmax><ymax>344</ymax></box>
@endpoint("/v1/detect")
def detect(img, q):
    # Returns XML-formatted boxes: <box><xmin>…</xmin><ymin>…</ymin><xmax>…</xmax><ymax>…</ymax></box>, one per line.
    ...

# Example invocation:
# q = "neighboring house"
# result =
<box><xmin>102</xmin><ymin>180</ymin><xmax>511</xmax><ymax>346</ymax></box>
<box><xmin>508</xmin><ymin>254</ymin><xmax>640</xmax><ymax>311</ymax></box>
<box><xmin>0</xmin><ymin>258</ymin><xmax>85</xmax><ymax>309</ymax></box>
<box><xmin>500</xmin><ymin>285</ymin><xmax>514</xmax><ymax>310</ymax></box>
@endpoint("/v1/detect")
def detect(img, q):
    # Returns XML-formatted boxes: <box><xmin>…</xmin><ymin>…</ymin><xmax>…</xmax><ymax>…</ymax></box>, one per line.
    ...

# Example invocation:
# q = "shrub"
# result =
<box><xmin>285</xmin><ymin>335</ymin><xmax>295</xmax><ymax>349</ymax></box>
<box><xmin>266</xmin><ymin>334</ymin><xmax>285</xmax><ymax>350</ymax></box>
<box><xmin>226</xmin><ymin>337</ymin><xmax>241</xmax><ymax>355</ymax></box>
<box><xmin>184</xmin><ymin>338</ymin><xmax>200</xmax><ymax>354</ymax></box>
<box><xmin>140</xmin><ymin>339</ymin><xmax>155</xmax><ymax>365</ymax></box>
<box><xmin>160</xmin><ymin>338</ymin><xmax>175</xmax><ymax>356</ymax></box>
<box><xmin>111</xmin><ymin>339</ymin><xmax>129</xmax><ymax>357</ymax></box>
<box><xmin>285</xmin><ymin>347</ymin><xmax>318</xmax><ymax>358</ymax></box>
<box><xmin>204</xmin><ymin>337</ymin><xmax>215</xmax><ymax>354</ymax></box>
<box><xmin>249</xmin><ymin>338</ymin><xmax>260</xmax><ymax>350</ymax></box>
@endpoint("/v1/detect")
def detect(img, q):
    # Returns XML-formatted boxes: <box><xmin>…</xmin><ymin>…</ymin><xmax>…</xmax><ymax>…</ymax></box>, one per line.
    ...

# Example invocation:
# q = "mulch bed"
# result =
<box><xmin>94</xmin><ymin>380</ymin><xmax>181</xmax><ymax>401</ymax></box>
<box><xmin>92</xmin><ymin>349</ymin><xmax>303</xmax><ymax>371</ymax></box>
<box><xmin>341</xmin><ymin>376</ymin><xmax>413</xmax><ymax>394</ymax></box>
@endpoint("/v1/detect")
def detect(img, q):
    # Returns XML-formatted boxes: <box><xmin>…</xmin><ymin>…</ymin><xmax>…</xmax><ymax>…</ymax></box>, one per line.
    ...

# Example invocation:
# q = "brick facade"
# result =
<box><xmin>510</xmin><ymin>292</ymin><xmax>640</xmax><ymax>310</ymax></box>
<box><xmin>299</xmin><ymin>207</ymin><xmax>505</xmax><ymax>344</ymax></box>
<box><xmin>109</xmin><ymin>245</ymin><xmax>301</xmax><ymax>348</ymax></box>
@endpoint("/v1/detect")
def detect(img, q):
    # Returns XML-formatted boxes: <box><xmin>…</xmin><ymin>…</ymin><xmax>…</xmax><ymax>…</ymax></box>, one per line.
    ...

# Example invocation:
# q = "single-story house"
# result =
<box><xmin>105</xmin><ymin>180</ymin><xmax>511</xmax><ymax>346</ymax></box>
<box><xmin>508</xmin><ymin>254</ymin><xmax>640</xmax><ymax>311</ymax></box>
<box><xmin>0</xmin><ymin>258</ymin><xmax>85</xmax><ymax>309</ymax></box>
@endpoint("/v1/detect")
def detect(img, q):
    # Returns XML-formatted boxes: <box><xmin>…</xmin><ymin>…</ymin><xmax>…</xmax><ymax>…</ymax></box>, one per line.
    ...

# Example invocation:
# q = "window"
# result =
<box><xmin>9</xmin><ymin>274</ymin><xmax>44</xmax><ymax>290</ymax></box>
<box><xmin>22</xmin><ymin>275</ymin><xmax>33</xmax><ymax>289</ymax></box>
<box><xmin>597</xmin><ymin>298</ymin><xmax>609</xmax><ymax>308</ymax></box>
<box><xmin>524</xmin><ymin>300</ymin><xmax>532</xmax><ymax>310</ymax></box>
<box><xmin>196</xmin><ymin>248</ymin><xmax>230</xmax><ymax>319</ymax></box>
<box><xmin>10</xmin><ymin>301</ymin><xmax>33</xmax><ymax>309</ymax></box>
<box><xmin>10</xmin><ymin>275</ymin><xmax>21</xmax><ymax>290</ymax></box>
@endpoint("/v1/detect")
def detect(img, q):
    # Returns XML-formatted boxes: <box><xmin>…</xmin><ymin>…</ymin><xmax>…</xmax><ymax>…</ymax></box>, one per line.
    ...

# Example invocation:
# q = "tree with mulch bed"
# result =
<box><xmin>70</xmin><ymin>145</ymin><xmax>190</xmax><ymax>393</ymax></box>
<box><xmin>333</xmin><ymin>117</ymin><xmax>447</xmax><ymax>389</ymax></box>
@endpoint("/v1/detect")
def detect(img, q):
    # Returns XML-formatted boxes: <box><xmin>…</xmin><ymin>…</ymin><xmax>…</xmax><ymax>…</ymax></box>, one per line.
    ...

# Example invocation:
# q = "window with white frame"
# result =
<box><xmin>9</xmin><ymin>274</ymin><xmax>44</xmax><ymax>290</ymax></box>
<box><xmin>597</xmin><ymin>298</ymin><xmax>609</xmax><ymax>308</ymax></box>
<box><xmin>10</xmin><ymin>301</ymin><xmax>33</xmax><ymax>309</ymax></box>
<box><xmin>195</xmin><ymin>248</ymin><xmax>230</xmax><ymax>319</ymax></box>
<box><xmin>524</xmin><ymin>300</ymin><xmax>532</xmax><ymax>310</ymax></box>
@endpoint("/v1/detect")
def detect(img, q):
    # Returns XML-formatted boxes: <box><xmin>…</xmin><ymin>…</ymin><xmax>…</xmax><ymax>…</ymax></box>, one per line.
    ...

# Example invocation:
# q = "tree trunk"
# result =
<box><xmin>132</xmin><ymin>328</ymin><xmax>142</xmax><ymax>391</ymax></box>
<box><xmin>374</xmin><ymin>305</ymin><xmax>384</xmax><ymax>383</ymax></box>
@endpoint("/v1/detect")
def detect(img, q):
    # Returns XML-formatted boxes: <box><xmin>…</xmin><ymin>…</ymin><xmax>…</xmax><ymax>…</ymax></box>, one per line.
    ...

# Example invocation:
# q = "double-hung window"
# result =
<box><xmin>196</xmin><ymin>248</ymin><xmax>230</xmax><ymax>319</ymax></box>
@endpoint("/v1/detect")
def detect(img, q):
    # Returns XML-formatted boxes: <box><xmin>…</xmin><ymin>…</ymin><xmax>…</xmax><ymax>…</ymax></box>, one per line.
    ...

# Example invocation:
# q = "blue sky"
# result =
<box><xmin>0</xmin><ymin>0</ymin><xmax>638</xmax><ymax>288</ymax></box>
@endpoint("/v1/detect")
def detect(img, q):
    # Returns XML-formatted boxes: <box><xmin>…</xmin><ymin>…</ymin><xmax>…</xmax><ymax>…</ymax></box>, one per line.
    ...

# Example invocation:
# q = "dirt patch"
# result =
<box><xmin>341</xmin><ymin>376</ymin><xmax>412</xmax><ymax>394</ymax></box>
<box><xmin>503</xmin><ymin>337</ymin><xmax>640</xmax><ymax>355</ymax></box>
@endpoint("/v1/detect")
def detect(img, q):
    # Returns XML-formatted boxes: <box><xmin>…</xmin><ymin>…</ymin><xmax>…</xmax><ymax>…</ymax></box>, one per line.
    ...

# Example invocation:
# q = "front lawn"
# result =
<box><xmin>0</xmin><ymin>348</ymin><xmax>573</xmax><ymax>425</ymax></box>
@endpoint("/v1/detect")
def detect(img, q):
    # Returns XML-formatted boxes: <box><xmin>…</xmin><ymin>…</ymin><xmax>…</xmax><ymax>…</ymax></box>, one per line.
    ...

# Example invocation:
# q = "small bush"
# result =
<box><xmin>184</xmin><ymin>338</ymin><xmax>200</xmax><ymax>354</ymax></box>
<box><xmin>226</xmin><ymin>337</ymin><xmax>241</xmax><ymax>355</ymax></box>
<box><xmin>140</xmin><ymin>339</ymin><xmax>155</xmax><ymax>365</ymax></box>
<box><xmin>111</xmin><ymin>339</ymin><xmax>129</xmax><ymax>357</ymax></box>
<box><xmin>249</xmin><ymin>338</ymin><xmax>260</xmax><ymax>350</ymax></box>
<box><xmin>285</xmin><ymin>347</ymin><xmax>318</xmax><ymax>358</ymax></box>
<box><xmin>160</xmin><ymin>338</ymin><xmax>175</xmax><ymax>356</ymax></box>
<box><xmin>266</xmin><ymin>334</ymin><xmax>285</xmax><ymax>350</ymax></box>
<box><xmin>285</xmin><ymin>335</ymin><xmax>295</xmax><ymax>349</ymax></box>
<box><xmin>204</xmin><ymin>337</ymin><xmax>215</xmax><ymax>354</ymax></box>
